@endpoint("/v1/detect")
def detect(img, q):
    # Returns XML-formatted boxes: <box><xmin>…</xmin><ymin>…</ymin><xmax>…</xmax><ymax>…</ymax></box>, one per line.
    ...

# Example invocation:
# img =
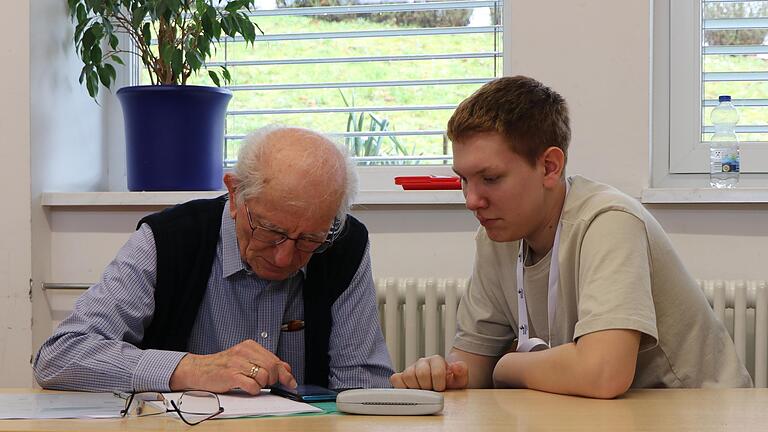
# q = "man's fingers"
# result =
<box><xmin>233</xmin><ymin>374</ymin><xmax>263</xmax><ymax>395</ymax></box>
<box><xmin>244</xmin><ymin>362</ymin><xmax>268</xmax><ymax>389</ymax></box>
<box><xmin>393</xmin><ymin>355</ymin><xmax>451</xmax><ymax>390</ymax></box>
<box><xmin>446</xmin><ymin>361</ymin><xmax>469</xmax><ymax>389</ymax></box>
<box><xmin>231</xmin><ymin>340</ymin><xmax>290</xmax><ymax>387</ymax></box>
<box><xmin>400</xmin><ymin>365</ymin><xmax>421</xmax><ymax>389</ymax></box>
<box><xmin>428</xmin><ymin>356</ymin><xmax>448</xmax><ymax>391</ymax></box>
<box><xmin>390</xmin><ymin>373</ymin><xmax>406</xmax><ymax>388</ymax></box>
<box><xmin>277</xmin><ymin>364</ymin><xmax>297</xmax><ymax>388</ymax></box>
<box><xmin>414</xmin><ymin>359</ymin><xmax>434</xmax><ymax>390</ymax></box>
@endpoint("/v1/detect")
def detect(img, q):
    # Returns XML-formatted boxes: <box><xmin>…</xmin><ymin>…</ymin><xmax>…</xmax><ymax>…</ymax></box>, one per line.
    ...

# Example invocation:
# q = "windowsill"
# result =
<box><xmin>41</xmin><ymin>190</ymin><xmax>467</xmax><ymax>207</ymax></box>
<box><xmin>641</xmin><ymin>187</ymin><xmax>768</xmax><ymax>204</ymax></box>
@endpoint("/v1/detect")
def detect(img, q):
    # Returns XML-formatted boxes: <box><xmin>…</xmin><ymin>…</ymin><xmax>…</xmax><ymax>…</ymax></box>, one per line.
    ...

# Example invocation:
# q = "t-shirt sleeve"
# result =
<box><xmin>453</xmin><ymin>228</ymin><xmax>516</xmax><ymax>357</ymax></box>
<box><xmin>573</xmin><ymin>210</ymin><xmax>659</xmax><ymax>351</ymax></box>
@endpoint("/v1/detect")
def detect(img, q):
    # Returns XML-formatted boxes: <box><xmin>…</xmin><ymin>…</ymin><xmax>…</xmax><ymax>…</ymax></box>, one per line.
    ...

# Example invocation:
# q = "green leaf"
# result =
<box><xmin>171</xmin><ymin>48</ymin><xmax>183</xmax><ymax>78</ymax></box>
<box><xmin>81</xmin><ymin>26</ymin><xmax>96</xmax><ymax>50</ymax></box>
<box><xmin>141</xmin><ymin>22</ymin><xmax>152</xmax><ymax>44</ymax></box>
<box><xmin>221</xmin><ymin>65</ymin><xmax>231</xmax><ymax>83</ymax></box>
<box><xmin>104</xmin><ymin>63</ymin><xmax>117</xmax><ymax>82</ymax></box>
<box><xmin>131</xmin><ymin>5</ymin><xmax>147</xmax><ymax>29</ymax></box>
<box><xmin>211</xmin><ymin>19</ymin><xmax>222</xmax><ymax>40</ymax></box>
<box><xmin>86</xmin><ymin>69</ymin><xmax>99</xmax><ymax>98</ymax></box>
<box><xmin>237</xmin><ymin>14</ymin><xmax>256</xmax><ymax>43</ymax></box>
<box><xmin>89</xmin><ymin>44</ymin><xmax>102</xmax><ymax>64</ymax></box>
<box><xmin>74</xmin><ymin>21</ymin><xmax>88</xmax><ymax>46</ymax></box>
<box><xmin>208</xmin><ymin>70</ymin><xmax>221</xmax><ymax>87</ymax></box>
<box><xmin>196</xmin><ymin>35</ymin><xmax>211</xmax><ymax>56</ymax></box>
<box><xmin>110</xmin><ymin>54</ymin><xmax>124</xmax><ymax>65</ymax></box>
<box><xmin>76</xmin><ymin>4</ymin><xmax>87</xmax><ymax>24</ymax></box>
<box><xmin>201</xmin><ymin>10</ymin><xmax>213</xmax><ymax>35</ymax></box>
<box><xmin>186</xmin><ymin>48</ymin><xmax>202</xmax><ymax>71</ymax></box>
<box><xmin>78</xmin><ymin>65</ymin><xmax>90</xmax><ymax>85</ymax></box>
<box><xmin>67</xmin><ymin>0</ymin><xmax>79</xmax><ymax>15</ymax></box>
<box><xmin>101</xmin><ymin>18</ymin><xmax>113</xmax><ymax>34</ymax></box>
<box><xmin>338</xmin><ymin>90</ymin><xmax>350</xmax><ymax>107</ymax></box>
<box><xmin>109</xmin><ymin>33</ymin><xmax>119</xmax><ymax>50</ymax></box>
<box><xmin>357</xmin><ymin>110</ymin><xmax>365</xmax><ymax>132</ymax></box>
<box><xmin>225</xmin><ymin>1</ymin><xmax>242</xmax><ymax>13</ymax></box>
<box><xmin>220</xmin><ymin>15</ymin><xmax>233</xmax><ymax>37</ymax></box>
<box><xmin>97</xmin><ymin>65</ymin><xmax>111</xmax><ymax>87</ymax></box>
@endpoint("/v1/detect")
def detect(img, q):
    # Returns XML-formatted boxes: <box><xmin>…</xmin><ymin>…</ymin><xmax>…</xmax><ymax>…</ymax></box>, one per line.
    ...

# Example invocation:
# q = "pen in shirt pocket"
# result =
<box><xmin>281</xmin><ymin>320</ymin><xmax>305</xmax><ymax>332</ymax></box>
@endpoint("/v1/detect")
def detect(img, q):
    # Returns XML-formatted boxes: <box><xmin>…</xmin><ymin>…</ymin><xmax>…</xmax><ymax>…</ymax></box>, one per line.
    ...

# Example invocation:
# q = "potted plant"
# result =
<box><xmin>67</xmin><ymin>0</ymin><xmax>260</xmax><ymax>191</ymax></box>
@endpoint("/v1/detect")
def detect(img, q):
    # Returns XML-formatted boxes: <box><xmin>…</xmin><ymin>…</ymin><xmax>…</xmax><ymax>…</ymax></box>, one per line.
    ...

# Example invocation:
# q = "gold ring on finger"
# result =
<box><xmin>248</xmin><ymin>365</ymin><xmax>260</xmax><ymax>379</ymax></box>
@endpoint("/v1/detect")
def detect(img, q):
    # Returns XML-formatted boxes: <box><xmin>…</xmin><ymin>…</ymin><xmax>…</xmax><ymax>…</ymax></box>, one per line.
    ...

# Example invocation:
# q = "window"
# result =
<box><xmin>137</xmin><ymin>0</ymin><xmax>503</xmax><ymax>175</ymax></box>
<box><xmin>662</xmin><ymin>0</ymin><xmax>768</xmax><ymax>185</ymax></box>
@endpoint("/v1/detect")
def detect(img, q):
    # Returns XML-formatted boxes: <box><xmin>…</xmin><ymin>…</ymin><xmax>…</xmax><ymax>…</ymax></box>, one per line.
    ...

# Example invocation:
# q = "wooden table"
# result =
<box><xmin>0</xmin><ymin>388</ymin><xmax>766</xmax><ymax>431</ymax></box>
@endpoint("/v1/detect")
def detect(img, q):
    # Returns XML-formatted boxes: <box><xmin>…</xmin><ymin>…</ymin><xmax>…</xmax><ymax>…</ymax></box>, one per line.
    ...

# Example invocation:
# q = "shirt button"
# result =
<box><xmin>260</xmin><ymin>331</ymin><xmax>268</xmax><ymax>339</ymax></box>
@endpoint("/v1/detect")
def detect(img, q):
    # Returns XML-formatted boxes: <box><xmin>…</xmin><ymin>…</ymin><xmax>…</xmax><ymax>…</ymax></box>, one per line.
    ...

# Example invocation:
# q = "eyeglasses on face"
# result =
<box><xmin>120</xmin><ymin>390</ymin><xmax>223</xmax><ymax>426</ymax></box>
<box><xmin>244</xmin><ymin>204</ymin><xmax>335</xmax><ymax>253</ymax></box>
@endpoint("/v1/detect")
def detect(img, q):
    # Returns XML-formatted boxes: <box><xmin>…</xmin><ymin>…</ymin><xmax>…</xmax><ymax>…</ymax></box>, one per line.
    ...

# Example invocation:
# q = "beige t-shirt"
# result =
<box><xmin>455</xmin><ymin>175</ymin><xmax>752</xmax><ymax>388</ymax></box>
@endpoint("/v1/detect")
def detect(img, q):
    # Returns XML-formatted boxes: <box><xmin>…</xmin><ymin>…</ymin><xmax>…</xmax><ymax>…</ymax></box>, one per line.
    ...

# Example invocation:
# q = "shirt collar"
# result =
<box><xmin>221</xmin><ymin>202</ymin><xmax>248</xmax><ymax>278</ymax></box>
<box><xmin>220</xmin><ymin>199</ymin><xmax>307</xmax><ymax>279</ymax></box>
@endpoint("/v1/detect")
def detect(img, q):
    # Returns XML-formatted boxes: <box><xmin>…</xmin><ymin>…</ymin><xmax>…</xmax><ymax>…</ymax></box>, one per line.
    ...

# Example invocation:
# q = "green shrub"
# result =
<box><xmin>276</xmin><ymin>0</ymin><xmax>471</xmax><ymax>28</ymax></box>
<box><xmin>704</xmin><ymin>2</ymin><xmax>768</xmax><ymax>46</ymax></box>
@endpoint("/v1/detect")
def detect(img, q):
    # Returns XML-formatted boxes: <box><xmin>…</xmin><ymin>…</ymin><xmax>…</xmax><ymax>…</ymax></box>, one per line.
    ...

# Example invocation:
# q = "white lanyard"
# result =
<box><xmin>515</xmin><ymin>180</ymin><xmax>569</xmax><ymax>352</ymax></box>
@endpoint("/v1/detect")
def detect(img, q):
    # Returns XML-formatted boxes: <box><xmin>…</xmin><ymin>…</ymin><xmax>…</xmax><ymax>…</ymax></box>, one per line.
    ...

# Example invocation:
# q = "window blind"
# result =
<box><xmin>140</xmin><ymin>0</ymin><xmax>503</xmax><ymax>167</ymax></box>
<box><xmin>702</xmin><ymin>0</ymin><xmax>768</xmax><ymax>142</ymax></box>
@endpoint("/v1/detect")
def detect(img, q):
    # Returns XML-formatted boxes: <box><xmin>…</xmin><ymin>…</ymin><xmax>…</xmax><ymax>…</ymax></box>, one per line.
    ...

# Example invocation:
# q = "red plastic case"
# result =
<box><xmin>394</xmin><ymin>176</ymin><xmax>461</xmax><ymax>190</ymax></box>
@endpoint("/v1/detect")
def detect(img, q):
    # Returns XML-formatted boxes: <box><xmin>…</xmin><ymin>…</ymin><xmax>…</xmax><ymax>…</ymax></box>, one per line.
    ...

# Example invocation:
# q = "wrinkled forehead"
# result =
<box><xmin>248</xmin><ymin>186</ymin><xmax>340</xmax><ymax>234</ymax></box>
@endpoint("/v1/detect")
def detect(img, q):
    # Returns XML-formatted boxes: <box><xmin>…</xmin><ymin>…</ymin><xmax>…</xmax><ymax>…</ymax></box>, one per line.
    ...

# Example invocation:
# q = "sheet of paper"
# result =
<box><xmin>160</xmin><ymin>390</ymin><xmax>323</xmax><ymax>420</ymax></box>
<box><xmin>0</xmin><ymin>393</ymin><xmax>124</xmax><ymax>419</ymax></box>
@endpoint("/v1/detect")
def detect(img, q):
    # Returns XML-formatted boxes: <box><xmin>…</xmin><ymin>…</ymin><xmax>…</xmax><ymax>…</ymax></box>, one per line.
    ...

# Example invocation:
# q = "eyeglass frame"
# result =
<box><xmin>120</xmin><ymin>390</ymin><xmax>224</xmax><ymax>426</ymax></box>
<box><xmin>244</xmin><ymin>203</ymin><xmax>340</xmax><ymax>254</ymax></box>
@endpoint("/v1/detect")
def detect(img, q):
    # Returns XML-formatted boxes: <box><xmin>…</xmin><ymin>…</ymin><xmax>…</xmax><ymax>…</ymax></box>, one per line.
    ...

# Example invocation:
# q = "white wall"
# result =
<box><xmin>0</xmin><ymin>1</ymin><xmax>33</xmax><ymax>386</ymax></box>
<box><xmin>14</xmin><ymin>0</ymin><xmax>768</xmax><ymax>386</ymax></box>
<box><xmin>505</xmin><ymin>1</ymin><xmax>652</xmax><ymax>197</ymax></box>
<box><xmin>501</xmin><ymin>1</ymin><xmax>768</xmax><ymax>281</ymax></box>
<box><xmin>30</xmin><ymin>0</ymin><xmax>108</xmax><ymax>193</ymax></box>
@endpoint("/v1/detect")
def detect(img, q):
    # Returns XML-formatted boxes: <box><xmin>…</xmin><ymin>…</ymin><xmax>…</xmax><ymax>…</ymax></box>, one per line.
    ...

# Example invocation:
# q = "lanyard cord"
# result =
<box><xmin>515</xmin><ymin>179</ymin><xmax>569</xmax><ymax>352</ymax></box>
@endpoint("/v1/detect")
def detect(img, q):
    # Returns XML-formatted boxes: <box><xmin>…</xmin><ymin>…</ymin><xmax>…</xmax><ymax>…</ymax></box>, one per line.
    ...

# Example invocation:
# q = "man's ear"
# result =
<box><xmin>540</xmin><ymin>146</ymin><xmax>566</xmax><ymax>189</ymax></box>
<box><xmin>222</xmin><ymin>173</ymin><xmax>239</xmax><ymax>218</ymax></box>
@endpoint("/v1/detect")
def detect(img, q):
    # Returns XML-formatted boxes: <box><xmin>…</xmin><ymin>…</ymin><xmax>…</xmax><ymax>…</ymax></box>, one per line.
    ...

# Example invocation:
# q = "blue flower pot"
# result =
<box><xmin>116</xmin><ymin>85</ymin><xmax>233</xmax><ymax>191</ymax></box>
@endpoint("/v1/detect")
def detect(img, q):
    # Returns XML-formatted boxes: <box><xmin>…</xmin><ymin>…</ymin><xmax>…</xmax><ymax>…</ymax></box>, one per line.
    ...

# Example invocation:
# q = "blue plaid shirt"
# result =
<box><xmin>34</xmin><ymin>204</ymin><xmax>393</xmax><ymax>392</ymax></box>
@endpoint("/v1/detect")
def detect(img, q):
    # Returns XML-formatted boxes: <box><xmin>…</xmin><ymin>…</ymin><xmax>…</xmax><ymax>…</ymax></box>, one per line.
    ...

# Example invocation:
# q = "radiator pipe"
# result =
<box><xmin>41</xmin><ymin>283</ymin><xmax>91</xmax><ymax>291</ymax></box>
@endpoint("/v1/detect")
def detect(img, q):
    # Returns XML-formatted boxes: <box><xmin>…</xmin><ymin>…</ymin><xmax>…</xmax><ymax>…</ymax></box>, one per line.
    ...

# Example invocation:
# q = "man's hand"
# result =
<box><xmin>390</xmin><ymin>355</ymin><xmax>469</xmax><ymax>391</ymax></box>
<box><xmin>169</xmin><ymin>339</ymin><xmax>297</xmax><ymax>395</ymax></box>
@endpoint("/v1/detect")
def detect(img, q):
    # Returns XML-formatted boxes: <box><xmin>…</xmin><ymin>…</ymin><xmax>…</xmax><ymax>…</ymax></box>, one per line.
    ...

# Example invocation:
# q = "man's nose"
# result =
<box><xmin>463</xmin><ymin>184</ymin><xmax>487</xmax><ymax>211</ymax></box>
<box><xmin>273</xmin><ymin>239</ymin><xmax>297</xmax><ymax>267</ymax></box>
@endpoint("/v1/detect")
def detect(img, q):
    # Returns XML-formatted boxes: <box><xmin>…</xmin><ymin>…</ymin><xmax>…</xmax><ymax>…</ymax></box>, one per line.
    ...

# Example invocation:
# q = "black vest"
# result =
<box><xmin>136</xmin><ymin>195</ymin><xmax>368</xmax><ymax>387</ymax></box>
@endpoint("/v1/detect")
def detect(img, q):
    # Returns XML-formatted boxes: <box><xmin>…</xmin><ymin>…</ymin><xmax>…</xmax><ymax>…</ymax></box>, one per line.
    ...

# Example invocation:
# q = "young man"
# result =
<box><xmin>390</xmin><ymin>76</ymin><xmax>752</xmax><ymax>398</ymax></box>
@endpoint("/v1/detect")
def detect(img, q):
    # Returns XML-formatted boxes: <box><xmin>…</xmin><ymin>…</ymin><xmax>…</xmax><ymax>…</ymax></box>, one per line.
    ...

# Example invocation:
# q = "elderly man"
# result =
<box><xmin>34</xmin><ymin>126</ymin><xmax>394</xmax><ymax>394</ymax></box>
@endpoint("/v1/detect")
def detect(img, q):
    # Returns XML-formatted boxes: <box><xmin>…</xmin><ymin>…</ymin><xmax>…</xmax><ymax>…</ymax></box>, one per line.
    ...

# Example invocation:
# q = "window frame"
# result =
<box><xmin>107</xmin><ymin>1</ymin><xmax>503</xmax><ymax>196</ymax></box>
<box><xmin>654</xmin><ymin>0</ymin><xmax>768</xmax><ymax>188</ymax></box>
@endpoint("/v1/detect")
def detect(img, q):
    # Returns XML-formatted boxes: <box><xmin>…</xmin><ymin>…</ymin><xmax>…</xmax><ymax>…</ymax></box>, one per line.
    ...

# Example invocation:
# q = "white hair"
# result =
<box><xmin>232</xmin><ymin>125</ymin><xmax>358</xmax><ymax>223</ymax></box>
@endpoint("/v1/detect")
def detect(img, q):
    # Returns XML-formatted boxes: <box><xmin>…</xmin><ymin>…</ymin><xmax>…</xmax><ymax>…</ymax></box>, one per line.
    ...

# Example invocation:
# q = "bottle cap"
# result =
<box><xmin>719</xmin><ymin>95</ymin><xmax>731</xmax><ymax>102</ymax></box>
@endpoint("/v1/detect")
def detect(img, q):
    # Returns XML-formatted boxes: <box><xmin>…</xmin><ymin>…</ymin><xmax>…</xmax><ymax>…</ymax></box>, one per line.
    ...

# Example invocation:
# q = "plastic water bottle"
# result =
<box><xmin>710</xmin><ymin>95</ymin><xmax>740</xmax><ymax>188</ymax></box>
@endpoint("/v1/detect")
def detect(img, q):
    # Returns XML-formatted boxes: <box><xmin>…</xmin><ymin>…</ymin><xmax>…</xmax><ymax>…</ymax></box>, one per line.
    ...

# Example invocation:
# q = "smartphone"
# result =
<box><xmin>270</xmin><ymin>384</ymin><xmax>338</xmax><ymax>402</ymax></box>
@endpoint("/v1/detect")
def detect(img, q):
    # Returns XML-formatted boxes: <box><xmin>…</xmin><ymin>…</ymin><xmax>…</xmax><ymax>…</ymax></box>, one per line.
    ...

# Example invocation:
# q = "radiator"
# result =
<box><xmin>375</xmin><ymin>278</ymin><xmax>468</xmax><ymax>372</ymax></box>
<box><xmin>698</xmin><ymin>279</ymin><xmax>768</xmax><ymax>387</ymax></box>
<box><xmin>375</xmin><ymin>278</ymin><xmax>768</xmax><ymax>388</ymax></box>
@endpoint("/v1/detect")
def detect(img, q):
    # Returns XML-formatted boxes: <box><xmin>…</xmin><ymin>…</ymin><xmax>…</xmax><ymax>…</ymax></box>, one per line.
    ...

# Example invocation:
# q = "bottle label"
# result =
<box><xmin>711</xmin><ymin>149</ymin><xmax>740</xmax><ymax>173</ymax></box>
